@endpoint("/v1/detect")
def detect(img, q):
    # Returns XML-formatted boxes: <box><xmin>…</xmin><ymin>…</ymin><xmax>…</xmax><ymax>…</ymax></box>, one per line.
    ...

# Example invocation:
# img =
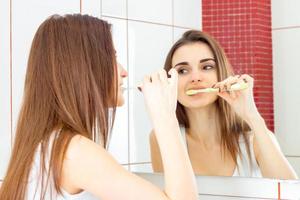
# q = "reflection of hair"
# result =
<box><xmin>0</xmin><ymin>14</ymin><xmax>117</xmax><ymax>200</ymax></box>
<box><xmin>164</xmin><ymin>30</ymin><xmax>252</xmax><ymax>167</ymax></box>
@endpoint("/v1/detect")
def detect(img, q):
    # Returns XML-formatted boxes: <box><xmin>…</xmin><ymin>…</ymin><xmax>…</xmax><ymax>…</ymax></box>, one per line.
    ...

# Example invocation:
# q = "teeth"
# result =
<box><xmin>186</xmin><ymin>88</ymin><xmax>219</xmax><ymax>95</ymax></box>
<box><xmin>186</xmin><ymin>82</ymin><xmax>248</xmax><ymax>96</ymax></box>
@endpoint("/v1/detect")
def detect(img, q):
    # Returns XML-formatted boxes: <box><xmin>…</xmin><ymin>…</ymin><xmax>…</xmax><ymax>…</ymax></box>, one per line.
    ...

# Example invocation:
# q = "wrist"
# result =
<box><xmin>152</xmin><ymin>112</ymin><xmax>178</xmax><ymax>131</ymax></box>
<box><xmin>245</xmin><ymin>113</ymin><xmax>266</xmax><ymax>129</ymax></box>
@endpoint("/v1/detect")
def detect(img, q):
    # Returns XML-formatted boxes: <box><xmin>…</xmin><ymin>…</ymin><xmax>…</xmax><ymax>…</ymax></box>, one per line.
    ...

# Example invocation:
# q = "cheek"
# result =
<box><xmin>211</xmin><ymin>71</ymin><xmax>219</xmax><ymax>82</ymax></box>
<box><xmin>177</xmin><ymin>78</ymin><xmax>187</xmax><ymax>93</ymax></box>
<box><xmin>203</xmin><ymin>73</ymin><xmax>219</xmax><ymax>86</ymax></box>
<box><xmin>177</xmin><ymin>78</ymin><xmax>189</xmax><ymax>104</ymax></box>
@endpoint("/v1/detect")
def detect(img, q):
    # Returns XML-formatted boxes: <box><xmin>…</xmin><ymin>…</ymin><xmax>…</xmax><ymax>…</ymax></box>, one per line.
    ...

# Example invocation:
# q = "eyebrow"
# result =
<box><xmin>173</xmin><ymin>58</ymin><xmax>215</xmax><ymax>68</ymax></box>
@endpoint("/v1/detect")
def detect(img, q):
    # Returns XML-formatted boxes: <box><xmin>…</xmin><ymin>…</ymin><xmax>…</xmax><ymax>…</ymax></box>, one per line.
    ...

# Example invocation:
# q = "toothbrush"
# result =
<box><xmin>123</xmin><ymin>85</ymin><xmax>142</xmax><ymax>91</ymax></box>
<box><xmin>186</xmin><ymin>82</ymin><xmax>248</xmax><ymax>96</ymax></box>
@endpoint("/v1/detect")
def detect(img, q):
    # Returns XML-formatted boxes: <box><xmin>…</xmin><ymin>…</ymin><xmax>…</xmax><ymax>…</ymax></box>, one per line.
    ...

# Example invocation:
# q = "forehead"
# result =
<box><xmin>172</xmin><ymin>42</ymin><xmax>214</xmax><ymax>65</ymax></box>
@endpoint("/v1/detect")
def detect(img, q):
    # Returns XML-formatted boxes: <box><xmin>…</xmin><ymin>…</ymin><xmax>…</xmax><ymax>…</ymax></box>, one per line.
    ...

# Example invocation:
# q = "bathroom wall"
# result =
<box><xmin>1</xmin><ymin>0</ymin><xmax>300</xmax><ymax>185</ymax></box>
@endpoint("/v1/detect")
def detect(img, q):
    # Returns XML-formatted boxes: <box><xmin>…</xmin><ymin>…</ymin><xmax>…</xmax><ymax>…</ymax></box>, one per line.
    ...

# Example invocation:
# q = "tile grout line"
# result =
<box><xmin>80</xmin><ymin>0</ymin><xmax>82</xmax><ymax>14</ymax></box>
<box><xmin>125</xmin><ymin>0</ymin><xmax>131</xmax><ymax>172</ymax></box>
<box><xmin>101</xmin><ymin>14</ymin><xmax>193</xmax><ymax>30</ymax></box>
<box><xmin>10</xmin><ymin>0</ymin><xmax>13</xmax><ymax>148</ymax></box>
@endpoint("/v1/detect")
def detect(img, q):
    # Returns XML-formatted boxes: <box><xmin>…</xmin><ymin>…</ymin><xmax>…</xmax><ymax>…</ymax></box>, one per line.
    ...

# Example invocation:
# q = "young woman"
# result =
<box><xmin>150</xmin><ymin>30</ymin><xmax>298</xmax><ymax>179</ymax></box>
<box><xmin>0</xmin><ymin>14</ymin><xmax>198</xmax><ymax>200</ymax></box>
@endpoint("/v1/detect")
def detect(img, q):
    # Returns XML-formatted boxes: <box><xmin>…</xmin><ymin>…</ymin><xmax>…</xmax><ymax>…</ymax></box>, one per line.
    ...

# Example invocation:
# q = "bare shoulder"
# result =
<box><xmin>62</xmin><ymin>134</ymin><xmax>169</xmax><ymax>200</ymax></box>
<box><xmin>65</xmin><ymin>134</ymin><xmax>102</xmax><ymax>160</ymax></box>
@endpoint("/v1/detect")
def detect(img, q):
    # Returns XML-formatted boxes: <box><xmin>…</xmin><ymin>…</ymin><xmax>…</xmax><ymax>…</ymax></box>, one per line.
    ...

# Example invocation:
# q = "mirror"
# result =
<box><xmin>0</xmin><ymin>0</ymin><xmax>299</xmax><ymax>187</ymax></box>
<box><xmin>106</xmin><ymin>0</ymin><xmax>300</xmax><ymax>181</ymax></box>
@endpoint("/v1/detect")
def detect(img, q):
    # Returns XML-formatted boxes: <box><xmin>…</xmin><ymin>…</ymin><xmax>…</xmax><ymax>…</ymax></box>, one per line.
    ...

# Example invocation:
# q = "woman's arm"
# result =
<box><xmin>216</xmin><ymin>74</ymin><xmax>298</xmax><ymax>179</ymax></box>
<box><xmin>250</xmin><ymin>116</ymin><xmax>298</xmax><ymax>179</ymax></box>
<box><xmin>63</xmin><ymin>123</ymin><xmax>197</xmax><ymax>200</ymax></box>
<box><xmin>150</xmin><ymin>130</ymin><xmax>164</xmax><ymax>173</ymax></box>
<box><xmin>61</xmin><ymin>135</ymin><xmax>179</xmax><ymax>200</ymax></box>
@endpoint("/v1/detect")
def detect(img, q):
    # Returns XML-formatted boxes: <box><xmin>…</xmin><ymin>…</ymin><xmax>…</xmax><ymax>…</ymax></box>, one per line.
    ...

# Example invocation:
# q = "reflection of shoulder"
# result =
<box><xmin>149</xmin><ymin>129</ymin><xmax>158</xmax><ymax>150</ymax></box>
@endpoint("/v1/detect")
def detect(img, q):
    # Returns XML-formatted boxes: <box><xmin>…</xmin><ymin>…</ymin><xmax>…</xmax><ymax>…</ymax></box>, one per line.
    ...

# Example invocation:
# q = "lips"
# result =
<box><xmin>187</xmin><ymin>86</ymin><xmax>207</xmax><ymax>90</ymax></box>
<box><xmin>186</xmin><ymin>86</ymin><xmax>209</xmax><ymax>96</ymax></box>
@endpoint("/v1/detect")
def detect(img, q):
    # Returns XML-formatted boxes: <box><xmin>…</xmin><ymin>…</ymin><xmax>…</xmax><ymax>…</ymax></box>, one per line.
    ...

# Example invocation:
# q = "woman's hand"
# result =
<box><xmin>213</xmin><ymin>74</ymin><xmax>260</xmax><ymax>124</ymax></box>
<box><xmin>141</xmin><ymin>69</ymin><xmax>178</xmax><ymax>120</ymax></box>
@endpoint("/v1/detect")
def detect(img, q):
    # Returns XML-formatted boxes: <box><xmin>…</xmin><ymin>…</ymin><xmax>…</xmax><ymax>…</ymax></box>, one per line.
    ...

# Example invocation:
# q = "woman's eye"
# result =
<box><xmin>203</xmin><ymin>65</ymin><xmax>214</xmax><ymax>70</ymax></box>
<box><xmin>178</xmin><ymin>68</ymin><xmax>188</xmax><ymax>74</ymax></box>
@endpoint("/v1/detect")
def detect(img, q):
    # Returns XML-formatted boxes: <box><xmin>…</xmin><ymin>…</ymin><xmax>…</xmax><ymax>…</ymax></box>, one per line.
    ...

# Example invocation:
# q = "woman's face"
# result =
<box><xmin>172</xmin><ymin>42</ymin><xmax>219</xmax><ymax>109</ymax></box>
<box><xmin>116</xmin><ymin>62</ymin><xmax>128</xmax><ymax>106</ymax></box>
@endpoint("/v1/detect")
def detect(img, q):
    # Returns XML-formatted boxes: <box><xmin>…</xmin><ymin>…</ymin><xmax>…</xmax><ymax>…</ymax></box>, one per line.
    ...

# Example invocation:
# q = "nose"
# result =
<box><xmin>118</xmin><ymin>63</ymin><xmax>128</xmax><ymax>78</ymax></box>
<box><xmin>190</xmin><ymin>70</ymin><xmax>202</xmax><ymax>83</ymax></box>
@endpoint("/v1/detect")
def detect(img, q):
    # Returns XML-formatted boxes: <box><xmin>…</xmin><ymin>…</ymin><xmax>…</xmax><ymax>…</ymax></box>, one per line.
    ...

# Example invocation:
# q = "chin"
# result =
<box><xmin>181</xmin><ymin>97</ymin><xmax>218</xmax><ymax>109</ymax></box>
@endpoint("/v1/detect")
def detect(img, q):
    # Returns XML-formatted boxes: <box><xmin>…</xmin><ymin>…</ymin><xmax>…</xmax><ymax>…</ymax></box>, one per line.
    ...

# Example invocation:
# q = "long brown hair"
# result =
<box><xmin>0</xmin><ymin>14</ymin><xmax>118</xmax><ymax>199</ymax></box>
<box><xmin>164</xmin><ymin>30</ymin><xmax>252</xmax><ymax>167</ymax></box>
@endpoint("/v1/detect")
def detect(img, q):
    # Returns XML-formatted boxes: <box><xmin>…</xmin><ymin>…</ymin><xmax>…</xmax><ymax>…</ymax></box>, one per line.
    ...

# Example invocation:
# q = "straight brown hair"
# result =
<box><xmin>0</xmin><ymin>14</ymin><xmax>118</xmax><ymax>199</ymax></box>
<box><xmin>164</xmin><ymin>30</ymin><xmax>252</xmax><ymax>168</ymax></box>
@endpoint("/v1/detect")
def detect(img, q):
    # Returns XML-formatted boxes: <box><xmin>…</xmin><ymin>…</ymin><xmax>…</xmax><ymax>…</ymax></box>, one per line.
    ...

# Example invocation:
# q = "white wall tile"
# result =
<box><xmin>128</xmin><ymin>21</ymin><xmax>173</xmax><ymax>163</ymax></box>
<box><xmin>102</xmin><ymin>17</ymin><xmax>129</xmax><ymax>164</ymax></box>
<box><xmin>174</xmin><ymin>0</ymin><xmax>201</xmax><ymax>29</ymax></box>
<box><xmin>128</xmin><ymin>89</ymin><xmax>151</xmax><ymax>163</ymax></box>
<box><xmin>108</xmin><ymin>101</ymin><xmax>129</xmax><ymax>164</ymax></box>
<box><xmin>103</xmin><ymin>17</ymin><xmax>128</xmax><ymax>71</ymax></box>
<box><xmin>128</xmin><ymin>21</ymin><xmax>173</xmax><ymax>85</ymax></box>
<box><xmin>81</xmin><ymin>0</ymin><xmax>101</xmax><ymax>18</ymax></box>
<box><xmin>272</xmin><ymin>28</ymin><xmax>300</xmax><ymax>155</ymax></box>
<box><xmin>173</xmin><ymin>27</ymin><xmax>190</xmax><ymax>43</ymax></box>
<box><xmin>128</xmin><ymin>0</ymin><xmax>172</xmax><ymax>25</ymax></box>
<box><xmin>102</xmin><ymin>0</ymin><xmax>126</xmax><ymax>18</ymax></box>
<box><xmin>130</xmin><ymin>163</ymin><xmax>152</xmax><ymax>173</ymax></box>
<box><xmin>0</xmin><ymin>0</ymin><xmax>11</xmax><ymax>179</ymax></box>
<box><xmin>272</xmin><ymin>0</ymin><xmax>300</xmax><ymax>28</ymax></box>
<box><xmin>12</xmin><ymin>1</ymin><xmax>79</xmax><ymax>137</ymax></box>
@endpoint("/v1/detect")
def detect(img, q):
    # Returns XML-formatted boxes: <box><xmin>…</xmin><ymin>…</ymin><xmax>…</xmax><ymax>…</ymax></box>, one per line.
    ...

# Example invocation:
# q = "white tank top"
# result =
<box><xmin>180</xmin><ymin>126</ymin><xmax>262</xmax><ymax>177</ymax></box>
<box><xmin>26</xmin><ymin>134</ymin><xmax>100</xmax><ymax>200</ymax></box>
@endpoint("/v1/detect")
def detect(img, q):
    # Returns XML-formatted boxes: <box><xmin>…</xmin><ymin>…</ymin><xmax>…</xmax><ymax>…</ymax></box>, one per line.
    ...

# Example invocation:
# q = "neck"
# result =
<box><xmin>185</xmin><ymin>103</ymin><xmax>220</xmax><ymax>145</ymax></box>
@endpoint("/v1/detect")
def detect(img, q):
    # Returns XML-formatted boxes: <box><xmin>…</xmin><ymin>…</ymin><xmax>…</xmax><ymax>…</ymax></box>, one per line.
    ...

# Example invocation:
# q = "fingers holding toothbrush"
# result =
<box><xmin>140</xmin><ymin>69</ymin><xmax>179</xmax><ymax>120</ymax></box>
<box><xmin>215</xmin><ymin>74</ymin><xmax>259</xmax><ymax>123</ymax></box>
